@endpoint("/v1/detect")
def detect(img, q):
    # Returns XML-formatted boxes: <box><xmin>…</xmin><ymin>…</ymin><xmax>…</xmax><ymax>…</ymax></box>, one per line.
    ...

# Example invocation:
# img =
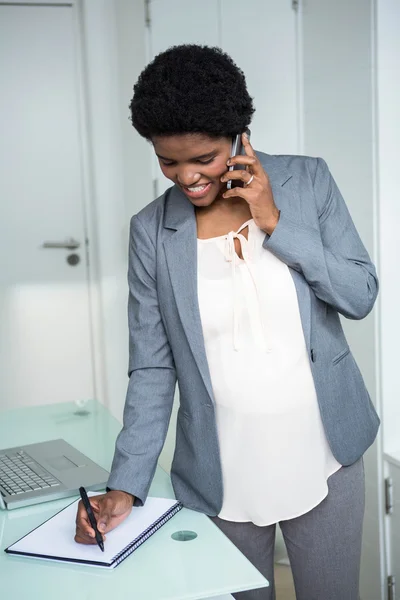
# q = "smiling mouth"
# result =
<box><xmin>182</xmin><ymin>182</ymin><xmax>212</xmax><ymax>198</ymax></box>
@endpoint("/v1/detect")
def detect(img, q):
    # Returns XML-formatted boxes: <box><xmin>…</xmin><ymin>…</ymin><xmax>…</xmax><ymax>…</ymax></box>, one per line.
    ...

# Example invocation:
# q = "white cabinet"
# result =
<box><xmin>386</xmin><ymin>457</ymin><xmax>400</xmax><ymax>599</ymax></box>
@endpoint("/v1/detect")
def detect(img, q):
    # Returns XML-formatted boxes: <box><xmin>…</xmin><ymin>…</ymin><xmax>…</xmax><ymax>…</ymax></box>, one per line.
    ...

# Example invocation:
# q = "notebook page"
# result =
<box><xmin>8</xmin><ymin>495</ymin><xmax>179</xmax><ymax>566</ymax></box>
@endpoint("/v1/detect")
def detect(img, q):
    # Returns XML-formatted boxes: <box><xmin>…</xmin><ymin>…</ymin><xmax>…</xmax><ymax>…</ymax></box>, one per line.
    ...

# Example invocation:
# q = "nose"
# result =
<box><xmin>177</xmin><ymin>167</ymin><xmax>200</xmax><ymax>187</ymax></box>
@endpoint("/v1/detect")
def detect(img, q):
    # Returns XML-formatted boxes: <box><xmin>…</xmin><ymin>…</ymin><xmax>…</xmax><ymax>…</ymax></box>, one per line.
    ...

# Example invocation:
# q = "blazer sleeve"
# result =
<box><xmin>263</xmin><ymin>157</ymin><xmax>379</xmax><ymax>319</ymax></box>
<box><xmin>107</xmin><ymin>215</ymin><xmax>177</xmax><ymax>505</ymax></box>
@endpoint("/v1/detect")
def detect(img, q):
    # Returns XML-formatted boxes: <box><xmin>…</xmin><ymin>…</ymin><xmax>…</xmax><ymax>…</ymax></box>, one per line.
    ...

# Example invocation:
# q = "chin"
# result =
<box><xmin>189</xmin><ymin>196</ymin><xmax>215</xmax><ymax>207</ymax></box>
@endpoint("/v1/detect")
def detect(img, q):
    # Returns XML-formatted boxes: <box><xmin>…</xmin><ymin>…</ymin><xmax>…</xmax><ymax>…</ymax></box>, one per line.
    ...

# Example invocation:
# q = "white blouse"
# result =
<box><xmin>197</xmin><ymin>219</ymin><xmax>341</xmax><ymax>526</ymax></box>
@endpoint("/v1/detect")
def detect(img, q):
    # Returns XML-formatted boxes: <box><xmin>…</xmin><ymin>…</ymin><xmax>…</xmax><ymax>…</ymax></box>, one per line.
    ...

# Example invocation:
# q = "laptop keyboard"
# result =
<box><xmin>0</xmin><ymin>450</ymin><xmax>61</xmax><ymax>496</ymax></box>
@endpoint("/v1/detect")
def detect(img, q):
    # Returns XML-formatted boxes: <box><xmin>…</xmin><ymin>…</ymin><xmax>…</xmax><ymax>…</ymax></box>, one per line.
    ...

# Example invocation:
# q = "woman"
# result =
<box><xmin>75</xmin><ymin>45</ymin><xmax>380</xmax><ymax>599</ymax></box>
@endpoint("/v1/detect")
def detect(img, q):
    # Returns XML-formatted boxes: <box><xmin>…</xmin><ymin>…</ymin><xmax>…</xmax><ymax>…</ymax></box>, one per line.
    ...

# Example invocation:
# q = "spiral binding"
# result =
<box><xmin>112</xmin><ymin>502</ymin><xmax>183</xmax><ymax>567</ymax></box>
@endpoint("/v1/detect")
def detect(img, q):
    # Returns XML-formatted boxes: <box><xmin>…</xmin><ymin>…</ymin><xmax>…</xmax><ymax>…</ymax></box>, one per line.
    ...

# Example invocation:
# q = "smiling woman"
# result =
<box><xmin>153</xmin><ymin>134</ymin><xmax>230</xmax><ymax>205</ymax></box>
<box><xmin>74</xmin><ymin>44</ymin><xmax>380</xmax><ymax>600</ymax></box>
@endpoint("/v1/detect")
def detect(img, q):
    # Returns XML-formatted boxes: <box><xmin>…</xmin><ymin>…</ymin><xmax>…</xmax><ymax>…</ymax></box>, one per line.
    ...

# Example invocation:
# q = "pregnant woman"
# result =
<box><xmin>75</xmin><ymin>44</ymin><xmax>379</xmax><ymax>600</ymax></box>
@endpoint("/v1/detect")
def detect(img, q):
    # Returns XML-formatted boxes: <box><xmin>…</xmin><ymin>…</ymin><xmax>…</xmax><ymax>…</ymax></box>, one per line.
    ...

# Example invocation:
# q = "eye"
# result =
<box><xmin>160</xmin><ymin>160</ymin><xmax>175</xmax><ymax>167</ymax></box>
<box><xmin>197</xmin><ymin>157</ymin><xmax>215</xmax><ymax>165</ymax></box>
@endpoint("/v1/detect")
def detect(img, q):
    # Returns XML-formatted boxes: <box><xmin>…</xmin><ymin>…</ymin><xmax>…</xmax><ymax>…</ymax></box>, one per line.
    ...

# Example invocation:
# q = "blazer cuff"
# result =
<box><xmin>262</xmin><ymin>209</ymin><xmax>322</xmax><ymax>271</ymax></box>
<box><xmin>106</xmin><ymin>482</ymin><xmax>144</xmax><ymax>507</ymax></box>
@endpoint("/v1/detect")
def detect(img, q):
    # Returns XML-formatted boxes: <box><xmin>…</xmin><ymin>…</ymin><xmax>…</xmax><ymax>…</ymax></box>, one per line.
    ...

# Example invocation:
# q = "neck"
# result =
<box><xmin>195</xmin><ymin>194</ymin><xmax>252</xmax><ymax>239</ymax></box>
<box><xmin>196</xmin><ymin>194</ymin><xmax>251</xmax><ymax>219</ymax></box>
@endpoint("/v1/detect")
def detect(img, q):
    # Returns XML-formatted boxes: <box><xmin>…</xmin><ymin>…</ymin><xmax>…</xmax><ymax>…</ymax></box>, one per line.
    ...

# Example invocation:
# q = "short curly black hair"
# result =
<box><xmin>130</xmin><ymin>45</ymin><xmax>255</xmax><ymax>140</ymax></box>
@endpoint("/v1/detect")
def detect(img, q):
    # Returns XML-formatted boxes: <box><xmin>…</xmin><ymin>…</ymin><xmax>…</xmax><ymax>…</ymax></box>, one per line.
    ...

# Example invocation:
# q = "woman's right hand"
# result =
<box><xmin>74</xmin><ymin>490</ymin><xmax>134</xmax><ymax>544</ymax></box>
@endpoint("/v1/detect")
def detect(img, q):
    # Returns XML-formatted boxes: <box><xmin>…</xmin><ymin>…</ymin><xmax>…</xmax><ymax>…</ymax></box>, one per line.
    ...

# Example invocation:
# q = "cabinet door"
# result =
<box><xmin>388</xmin><ymin>463</ymin><xmax>400</xmax><ymax>596</ymax></box>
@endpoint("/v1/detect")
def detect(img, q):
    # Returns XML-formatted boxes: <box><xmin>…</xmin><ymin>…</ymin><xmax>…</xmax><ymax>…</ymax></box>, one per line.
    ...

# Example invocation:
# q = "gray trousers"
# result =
<box><xmin>211</xmin><ymin>458</ymin><xmax>364</xmax><ymax>600</ymax></box>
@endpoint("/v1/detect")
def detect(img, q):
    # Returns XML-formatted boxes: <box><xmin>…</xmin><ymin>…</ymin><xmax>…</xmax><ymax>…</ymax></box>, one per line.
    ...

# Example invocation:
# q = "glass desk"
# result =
<box><xmin>0</xmin><ymin>400</ymin><xmax>268</xmax><ymax>599</ymax></box>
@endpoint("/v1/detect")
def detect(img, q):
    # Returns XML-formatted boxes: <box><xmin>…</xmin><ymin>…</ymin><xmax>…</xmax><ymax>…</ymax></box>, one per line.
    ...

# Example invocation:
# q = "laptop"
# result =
<box><xmin>0</xmin><ymin>439</ymin><xmax>109</xmax><ymax>510</ymax></box>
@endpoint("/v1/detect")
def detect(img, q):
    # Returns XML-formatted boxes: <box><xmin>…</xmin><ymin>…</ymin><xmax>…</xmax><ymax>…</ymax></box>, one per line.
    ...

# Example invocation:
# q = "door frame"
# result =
<box><xmin>74</xmin><ymin>0</ymin><xmax>107</xmax><ymax>405</ymax></box>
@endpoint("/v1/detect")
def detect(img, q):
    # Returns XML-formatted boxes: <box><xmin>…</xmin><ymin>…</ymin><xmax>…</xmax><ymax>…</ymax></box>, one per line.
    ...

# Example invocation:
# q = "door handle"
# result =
<box><xmin>42</xmin><ymin>238</ymin><xmax>80</xmax><ymax>250</ymax></box>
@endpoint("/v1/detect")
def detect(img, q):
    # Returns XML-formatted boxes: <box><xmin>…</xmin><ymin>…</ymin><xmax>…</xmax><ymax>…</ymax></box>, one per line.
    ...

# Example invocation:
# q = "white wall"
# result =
<box><xmin>377</xmin><ymin>0</ymin><xmax>400</xmax><ymax>457</ymax></box>
<box><xmin>301</xmin><ymin>2</ymin><xmax>385</xmax><ymax>598</ymax></box>
<box><xmin>377</xmin><ymin>0</ymin><xmax>400</xmax><ymax>588</ymax></box>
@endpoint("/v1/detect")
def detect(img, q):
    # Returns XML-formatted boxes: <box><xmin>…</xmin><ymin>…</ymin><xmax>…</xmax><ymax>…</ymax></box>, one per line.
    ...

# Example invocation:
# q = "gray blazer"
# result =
<box><xmin>107</xmin><ymin>152</ymin><xmax>380</xmax><ymax>515</ymax></box>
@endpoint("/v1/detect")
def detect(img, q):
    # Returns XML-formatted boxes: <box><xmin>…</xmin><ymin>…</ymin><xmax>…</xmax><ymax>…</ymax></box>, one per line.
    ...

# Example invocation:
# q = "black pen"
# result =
<box><xmin>79</xmin><ymin>486</ymin><xmax>104</xmax><ymax>552</ymax></box>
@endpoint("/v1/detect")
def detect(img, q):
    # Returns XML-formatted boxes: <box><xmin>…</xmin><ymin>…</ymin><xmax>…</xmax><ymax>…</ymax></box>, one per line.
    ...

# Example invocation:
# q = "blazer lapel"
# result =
<box><xmin>260</xmin><ymin>154</ymin><xmax>312</xmax><ymax>352</ymax></box>
<box><xmin>163</xmin><ymin>186</ymin><xmax>214</xmax><ymax>402</ymax></box>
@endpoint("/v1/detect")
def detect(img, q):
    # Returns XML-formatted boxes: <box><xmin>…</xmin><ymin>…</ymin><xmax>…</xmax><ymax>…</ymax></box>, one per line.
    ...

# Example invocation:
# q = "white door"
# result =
<box><xmin>0</xmin><ymin>4</ymin><xmax>94</xmax><ymax>410</ymax></box>
<box><xmin>148</xmin><ymin>0</ymin><xmax>298</xmax><ymax>197</ymax></box>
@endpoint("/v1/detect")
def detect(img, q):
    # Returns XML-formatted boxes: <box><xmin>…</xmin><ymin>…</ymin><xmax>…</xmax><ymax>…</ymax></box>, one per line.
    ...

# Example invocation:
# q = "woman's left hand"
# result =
<box><xmin>221</xmin><ymin>132</ymin><xmax>280</xmax><ymax>235</ymax></box>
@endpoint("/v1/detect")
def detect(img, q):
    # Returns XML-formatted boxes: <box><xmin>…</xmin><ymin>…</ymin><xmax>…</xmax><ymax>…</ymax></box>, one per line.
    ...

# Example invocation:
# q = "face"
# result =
<box><xmin>152</xmin><ymin>133</ymin><xmax>232</xmax><ymax>207</ymax></box>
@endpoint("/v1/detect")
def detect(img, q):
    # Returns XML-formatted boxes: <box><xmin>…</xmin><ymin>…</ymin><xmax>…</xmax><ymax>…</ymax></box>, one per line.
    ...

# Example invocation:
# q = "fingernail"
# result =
<box><xmin>226</xmin><ymin>160</ymin><xmax>231</xmax><ymax>166</ymax></box>
<box><xmin>99</xmin><ymin>522</ymin><xmax>106</xmax><ymax>531</ymax></box>
<box><xmin>243</xmin><ymin>132</ymin><xmax>248</xmax><ymax>140</ymax></box>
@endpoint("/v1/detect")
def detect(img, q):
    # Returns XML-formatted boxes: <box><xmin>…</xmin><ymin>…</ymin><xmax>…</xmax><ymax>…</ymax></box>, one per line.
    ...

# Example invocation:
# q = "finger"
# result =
<box><xmin>221</xmin><ymin>170</ymin><xmax>255</xmax><ymax>184</ymax></box>
<box><xmin>75</xmin><ymin>531</ymin><xmax>100</xmax><ymax>545</ymax></box>
<box><xmin>76</xmin><ymin>499</ymin><xmax>103</xmax><ymax>538</ymax></box>
<box><xmin>76</xmin><ymin>506</ymin><xmax>100</xmax><ymax>534</ymax></box>
<box><xmin>97</xmin><ymin>497</ymin><xmax>117</xmax><ymax>533</ymax></box>
<box><xmin>76</xmin><ymin>523</ymin><xmax>106</xmax><ymax>541</ymax></box>
<box><xmin>74</xmin><ymin>534</ymin><xmax>95</xmax><ymax>545</ymax></box>
<box><xmin>76</xmin><ymin>497</ymin><xmax>101</xmax><ymax>518</ymax></box>
<box><xmin>76</xmin><ymin>500</ymin><xmax>92</xmax><ymax>528</ymax></box>
<box><xmin>241</xmin><ymin>133</ymin><xmax>265</xmax><ymax>177</ymax></box>
<box><xmin>76</xmin><ymin>523</ymin><xmax>96</xmax><ymax>540</ymax></box>
<box><xmin>226</xmin><ymin>155</ymin><xmax>257</xmax><ymax>169</ymax></box>
<box><xmin>87</xmin><ymin>497</ymin><xmax>101</xmax><ymax>513</ymax></box>
<box><xmin>241</xmin><ymin>132</ymin><xmax>256</xmax><ymax>157</ymax></box>
<box><xmin>222</xmin><ymin>186</ymin><xmax>249</xmax><ymax>200</ymax></box>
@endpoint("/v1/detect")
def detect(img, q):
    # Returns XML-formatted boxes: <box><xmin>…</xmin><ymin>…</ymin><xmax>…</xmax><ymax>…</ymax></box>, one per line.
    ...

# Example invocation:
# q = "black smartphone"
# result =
<box><xmin>226</xmin><ymin>129</ymin><xmax>251</xmax><ymax>190</ymax></box>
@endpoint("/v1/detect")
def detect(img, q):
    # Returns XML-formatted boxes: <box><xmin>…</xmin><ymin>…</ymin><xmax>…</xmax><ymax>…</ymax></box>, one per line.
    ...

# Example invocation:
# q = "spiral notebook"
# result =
<box><xmin>5</xmin><ymin>494</ymin><xmax>182</xmax><ymax>568</ymax></box>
